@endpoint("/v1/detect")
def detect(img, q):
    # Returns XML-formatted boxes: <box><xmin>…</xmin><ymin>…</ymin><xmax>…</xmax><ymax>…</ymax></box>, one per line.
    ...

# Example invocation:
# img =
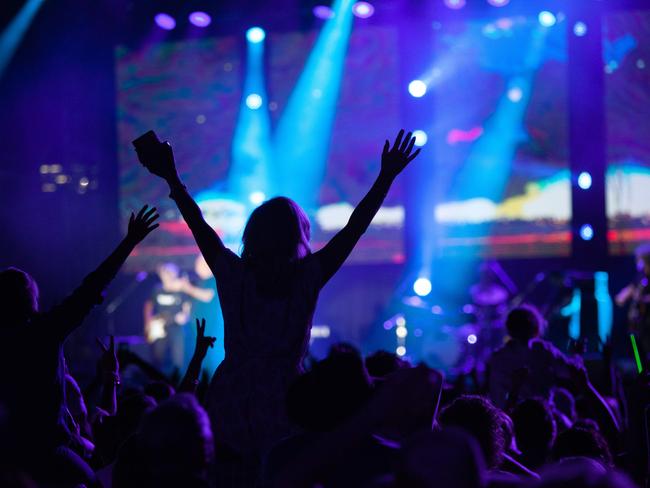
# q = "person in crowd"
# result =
<box><xmin>143</xmin><ymin>262</ymin><xmax>214</xmax><ymax>374</ymax></box>
<box><xmin>615</xmin><ymin>243</ymin><xmax>650</xmax><ymax>353</ymax></box>
<box><xmin>511</xmin><ymin>398</ymin><xmax>557</xmax><ymax>470</ymax></box>
<box><xmin>488</xmin><ymin>305</ymin><xmax>582</xmax><ymax>409</ymax></box>
<box><xmin>135</xmin><ymin>129</ymin><xmax>421</xmax><ymax>480</ymax></box>
<box><xmin>113</xmin><ymin>393</ymin><xmax>214</xmax><ymax>488</ymax></box>
<box><xmin>0</xmin><ymin>205</ymin><xmax>159</xmax><ymax>486</ymax></box>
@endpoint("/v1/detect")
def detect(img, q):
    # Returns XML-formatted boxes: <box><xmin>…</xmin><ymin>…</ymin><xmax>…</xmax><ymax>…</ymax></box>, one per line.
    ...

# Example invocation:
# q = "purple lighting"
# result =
<box><xmin>313</xmin><ymin>5</ymin><xmax>335</xmax><ymax>19</ymax></box>
<box><xmin>444</xmin><ymin>0</ymin><xmax>466</xmax><ymax>9</ymax></box>
<box><xmin>154</xmin><ymin>13</ymin><xmax>176</xmax><ymax>31</ymax></box>
<box><xmin>487</xmin><ymin>0</ymin><xmax>510</xmax><ymax>6</ymax></box>
<box><xmin>189</xmin><ymin>11</ymin><xmax>212</xmax><ymax>28</ymax></box>
<box><xmin>352</xmin><ymin>2</ymin><xmax>374</xmax><ymax>18</ymax></box>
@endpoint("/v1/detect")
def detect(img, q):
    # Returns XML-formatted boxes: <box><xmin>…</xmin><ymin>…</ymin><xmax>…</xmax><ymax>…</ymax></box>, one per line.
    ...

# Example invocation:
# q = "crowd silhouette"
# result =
<box><xmin>0</xmin><ymin>130</ymin><xmax>647</xmax><ymax>488</ymax></box>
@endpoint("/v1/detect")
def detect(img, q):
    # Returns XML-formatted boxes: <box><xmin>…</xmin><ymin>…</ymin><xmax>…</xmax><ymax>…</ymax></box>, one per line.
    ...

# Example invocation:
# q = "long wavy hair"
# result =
<box><xmin>241</xmin><ymin>197</ymin><xmax>311</xmax><ymax>288</ymax></box>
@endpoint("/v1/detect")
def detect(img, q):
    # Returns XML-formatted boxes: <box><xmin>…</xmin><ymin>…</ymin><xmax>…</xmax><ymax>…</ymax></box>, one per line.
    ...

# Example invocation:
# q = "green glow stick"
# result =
<box><xmin>631</xmin><ymin>334</ymin><xmax>643</xmax><ymax>374</ymax></box>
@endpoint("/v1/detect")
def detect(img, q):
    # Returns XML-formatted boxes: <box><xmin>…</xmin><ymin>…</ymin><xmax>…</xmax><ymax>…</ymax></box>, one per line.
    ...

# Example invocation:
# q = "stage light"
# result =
<box><xmin>467</xmin><ymin>334</ymin><xmax>477</xmax><ymax>344</ymax></box>
<box><xmin>246</xmin><ymin>27</ymin><xmax>266</xmax><ymax>43</ymax></box>
<box><xmin>637</xmin><ymin>59</ymin><xmax>646</xmax><ymax>69</ymax></box>
<box><xmin>396</xmin><ymin>346</ymin><xmax>406</xmax><ymax>357</ymax></box>
<box><xmin>249</xmin><ymin>191</ymin><xmax>266</xmax><ymax>205</ymax></box>
<box><xmin>396</xmin><ymin>315</ymin><xmax>406</xmax><ymax>327</ymax></box>
<box><xmin>154</xmin><ymin>13</ymin><xmax>176</xmax><ymax>31</ymax></box>
<box><xmin>189</xmin><ymin>11</ymin><xmax>212</xmax><ymax>28</ymax></box>
<box><xmin>577</xmin><ymin>171</ymin><xmax>592</xmax><ymax>190</ymax></box>
<box><xmin>507</xmin><ymin>86</ymin><xmax>523</xmax><ymax>103</ymax></box>
<box><xmin>246</xmin><ymin>93</ymin><xmax>263</xmax><ymax>110</ymax></box>
<box><xmin>444</xmin><ymin>0</ymin><xmax>466</xmax><ymax>9</ymax></box>
<box><xmin>396</xmin><ymin>326</ymin><xmax>408</xmax><ymax>338</ymax></box>
<box><xmin>408</xmin><ymin>79</ymin><xmax>427</xmax><ymax>98</ymax></box>
<box><xmin>573</xmin><ymin>21</ymin><xmax>587</xmax><ymax>37</ymax></box>
<box><xmin>352</xmin><ymin>2</ymin><xmax>374</xmax><ymax>18</ymax></box>
<box><xmin>579</xmin><ymin>224</ymin><xmax>594</xmax><ymax>241</ymax></box>
<box><xmin>313</xmin><ymin>5</ymin><xmax>335</xmax><ymax>19</ymax></box>
<box><xmin>273</xmin><ymin>0</ymin><xmax>355</xmax><ymax>208</ymax></box>
<box><xmin>413</xmin><ymin>277</ymin><xmax>432</xmax><ymax>297</ymax></box>
<box><xmin>0</xmin><ymin>0</ymin><xmax>45</xmax><ymax>78</ymax></box>
<box><xmin>538</xmin><ymin>11</ymin><xmax>556</xmax><ymax>27</ymax></box>
<box><xmin>487</xmin><ymin>0</ymin><xmax>509</xmax><ymax>6</ymax></box>
<box><xmin>413</xmin><ymin>130</ymin><xmax>428</xmax><ymax>147</ymax></box>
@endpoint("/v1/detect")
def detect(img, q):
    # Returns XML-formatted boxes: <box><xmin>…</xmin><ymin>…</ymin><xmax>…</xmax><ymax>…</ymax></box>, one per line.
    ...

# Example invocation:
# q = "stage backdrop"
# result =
<box><xmin>117</xmin><ymin>15</ymin><xmax>573</xmax><ymax>270</ymax></box>
<box><xmin>604</xmin><ymin>10</ymin><xmax>650</xmax><ymax>255</ymax></box>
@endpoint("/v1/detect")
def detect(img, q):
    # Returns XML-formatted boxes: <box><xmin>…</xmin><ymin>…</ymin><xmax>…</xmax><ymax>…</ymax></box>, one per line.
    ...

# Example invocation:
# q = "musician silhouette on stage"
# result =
<box><xmin>143</xmin><ymin>262</ymin><xmax>214</xmax><ymax>374</ymax></box>
<box><xmin>615</xmin><ymin>244</ymin><xmax>650</xmax><ymax>352</ymax></box>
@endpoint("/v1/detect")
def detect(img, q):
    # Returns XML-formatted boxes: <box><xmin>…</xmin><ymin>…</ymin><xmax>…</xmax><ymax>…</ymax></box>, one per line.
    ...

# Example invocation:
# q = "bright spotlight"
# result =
<box><xmin>396</xmin><ymin>346</ymin><xmax>407</xmax><ymax>357</ymax></box>
<box><xmin>154</xmin><ymin>13</ymin><xmax>176</xmax><ymax>30</ymax></box>
<box><xmin>573</xmin><ymin>21</ymin><xmax>587</xmax><ymax>37</ymax></box>
<box><xmin>538</xmin><ymin>11</ymin><xmax>556</xmax><ymax>27</ymax></box>
<box><xmin>189</xmin><ymin>11</ymin><xmax>212</xmax><ymax>28</ymax></box>
<box><xmin>246</xmin><ymin>27</ymin><xmax>266</xmax><ymax>43</ymax></box>
<box><xmin>507</xmin><ymin>86</ymin><xmax>523</xmax><ymax>103</ymax></box>
<box><xmin>408</xmin><ymin>80</ymin><xmax>427</xmax><ymax>98</ymax></box>
<box><xmin>249</xmin><ymin>191</ymin><xmax>266</xmax><ymax>205</ymax></box>
<box><xmin>396</xmin><ymin>326</ymin><xmax>408</xmax><ymax>338</ymax></box>
<box><xmin>444</xmin><ymin>0</ymin><xmax>466</xmax><ymax>9</ymax></box>
<box><xmin>313</xmin><ymin>5</ymin><xmax>335</xmax><ymax>19</ymax></box>
<box><xmin>352</xmin><ymin>2</ymin><xmax>375</xmax><ymax>18</ymax></box>
<box><xmin>487</xmin><ymin>0</ymin><xmax>510</xmax><ymax>6</ymax></box>
<box><xmin>579</xmin><ymin>224</ymin><xmax>594</xmax><ymax>241</ymax></box>
<box><xmin>413</xmin><ymin>277</ymin><xmax>432</xmax><ymax>297</ymax></box>
<box><xmin>577</xmin><ymin>171</ymin><xmax>592</xmax><ymax>190</ymax></box>
<box><xmin>413</xmin><ymin>130</ymin><xmax>428</xmax><ymax>147</ymax></box>
<box><xmin>467</xmin><ymin>334</ymin><xmax>477</xmax><ymax>344</ymax></box>
<box><xmin>246</xmin><ymin>93</ymin><xmax>263</xmax><ymax>110</ymax></box>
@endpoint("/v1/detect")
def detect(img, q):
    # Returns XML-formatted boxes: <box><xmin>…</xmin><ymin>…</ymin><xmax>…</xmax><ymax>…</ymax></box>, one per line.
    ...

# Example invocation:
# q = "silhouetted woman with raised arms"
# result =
<box><xmin>136</xmin><ymin>129</ymin><xmax>421</xmax><ymax>465</ymax></box>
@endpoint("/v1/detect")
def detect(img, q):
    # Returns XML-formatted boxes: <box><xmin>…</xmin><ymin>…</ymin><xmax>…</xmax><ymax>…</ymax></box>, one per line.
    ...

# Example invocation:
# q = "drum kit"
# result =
<box><xmin>394</xmin><ymin>261</ymin><xmax>520</xmax><ymax>375</ymax></box>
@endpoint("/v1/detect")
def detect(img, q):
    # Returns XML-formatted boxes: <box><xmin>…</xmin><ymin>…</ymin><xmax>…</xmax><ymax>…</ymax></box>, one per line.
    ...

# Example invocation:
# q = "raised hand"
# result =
<box><xmin>126</xmin><ymin>205</ymin><xmax>159</xmax><ymax>244</ymax></box>
<box><xmin>96</xmin><ymin>335</ymin><xmax>119</xmax><ymax>378</ymax></box>
<box><xmin>135</xmin><ymin>140</ymin><xmax>178</xmax><ymax>182</ymax></box>
<box><xmin>194</xmin><ymin>318</ymin><xmax>216</xmax><ymax>360</ymax></box>
<box><xmin>380</xmin><ymin>129</ymin><xmax>421</xmax><ymax>180</ymax></box>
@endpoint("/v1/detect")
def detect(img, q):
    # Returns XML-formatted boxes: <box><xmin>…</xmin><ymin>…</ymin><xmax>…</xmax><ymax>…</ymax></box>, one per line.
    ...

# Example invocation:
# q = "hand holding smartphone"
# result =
<box><xmin>132</xmin><ymin>130</ymin><xmax>178</xmax><ymax>181</ymax></box>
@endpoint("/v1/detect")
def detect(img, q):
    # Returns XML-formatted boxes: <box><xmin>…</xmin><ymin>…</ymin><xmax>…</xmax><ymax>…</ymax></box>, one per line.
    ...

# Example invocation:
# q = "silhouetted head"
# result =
<box><xmin>242</xmin><ymin>197</ymin><xmax>311</xmax><ymax>264</ymax></box>
<box><xmin>552</xmin><ymin>427</ymin><xmax>612</xmax><ymax>466</ymax></box>
<box><xmin>511</xmin><ymin>398</ymin><xmax>556</xmax><ymax>468</ymax></box>
<box><xmin>397</xmin><ymin>428</ymin><xmax>487</xmax><ymax>488</ymax></box>
<box><xmin>365</xmin><ymin>350</ymin><xmax>411</xmax><ymax>379</ymax></box>
<box><xmin>439</xmin><ymin>395</ymin><xmax>506</xmax><ymax>468</ymax></box>
<box><xmin>536</xmin><ymin>459</ymin><xmax>633</xmax><ymax>488</ymax></box>
<box><xmin>287</xmin><ymin>348</ymin><xmax>372</xmax><ymax>432</ymax></box>
<box><xmin>139</xmin><ymin>394</ymin><xmax>214</xmax><ymax>484</ymax></box>
<box><xmin>506</xmin><ymin>305</ymin><xmax>544</xmax><ymax>342</ymax></box>
<box><xmin>0</xmin><ymin>267</ymin><xmax>39</xmax><ymax>327</ymax></box>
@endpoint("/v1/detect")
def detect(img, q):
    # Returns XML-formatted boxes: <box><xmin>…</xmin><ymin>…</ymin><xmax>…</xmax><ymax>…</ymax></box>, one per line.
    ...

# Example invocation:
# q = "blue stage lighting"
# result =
<box><xmin>245</xmin><ymin>93</ymin><xmax>263</xmax><ymax>110</ymax></box>
<box><xmin>413</xmin><ymin>130</ymin><xmax>428</xmax><ymax>147</ymax></box>
<box><xmin>577</xmin><ymin>171</ymin><xmax>592</xmax><ymax>190</ymax></box>
<box><xmin>408</xmin><ymin>80</ymin><xmax>427</xmax><ymax>98</ymax></box>
<box><xmin>246</xmin><ymin>27</ymin><xmax>266</xmax><ymax>43</ymax></box>
<box><xmin>573</xmin><ymin>21</ymin><xmax>587</xmax><ymax>37</ymax></box>
<box><xmin>0</xmin><ymin>0</ymin><xmax>45</xmax><ymax>78</ymax></box>
<box><xmin>272</xmin><ymin>0</ymin><xmax>355</xmax><ymax>208</ymax></box>
<box><xmin>579</xmin><ymin>224</ymin><xmax>594</xmax><ymax>241</ymax></box>
<box><xmin>538</xmin><ymin>11</ymin><xmax>556</xmax><ymax>27</ymax></box>
<box><xmin>413</xmin><ymin>277</ymin><xmax>432</xmax><ymax>297</ymax></box>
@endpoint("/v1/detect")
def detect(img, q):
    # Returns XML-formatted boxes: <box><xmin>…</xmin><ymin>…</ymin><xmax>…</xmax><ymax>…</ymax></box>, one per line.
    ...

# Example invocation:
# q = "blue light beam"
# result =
<box><xmin>0</xmin><ymin>0</ymin><xmax>45</xmax><ymax>79</ymax></box>
<box><xmin>230</xmin><ymin>30</ymin><xmax>273</xmax><ymax>205</ymax></box>
<box><xmin>272</xmin><ymin>0</ymin><xmax>355</xmax><ymax>209</ymax></box>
